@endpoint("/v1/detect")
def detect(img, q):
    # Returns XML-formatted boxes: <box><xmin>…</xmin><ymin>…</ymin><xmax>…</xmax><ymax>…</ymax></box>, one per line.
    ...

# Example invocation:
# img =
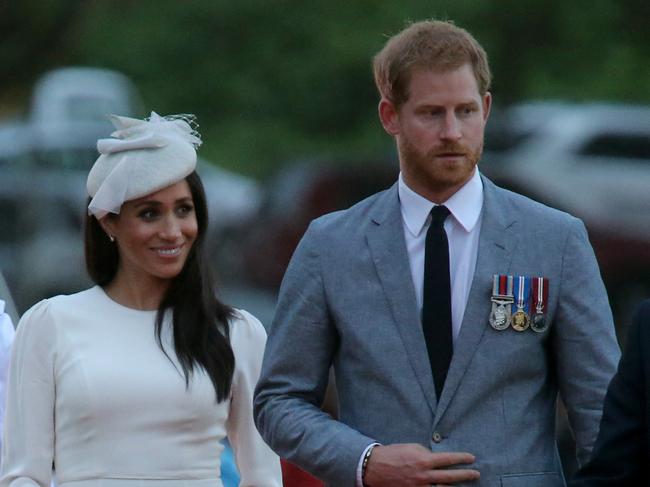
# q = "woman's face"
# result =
<box><xmin>102</xmin><ymin>180</ymin><xmax>198</xmax><ymax>284</ymax></box>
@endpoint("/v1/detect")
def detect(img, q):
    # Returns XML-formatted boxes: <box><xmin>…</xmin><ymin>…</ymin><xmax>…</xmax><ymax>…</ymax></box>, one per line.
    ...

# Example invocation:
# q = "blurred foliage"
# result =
<box><xmin>1</xmin><ymin>0</ymin><xmax>649</xmax><ymax>177</ymax></box>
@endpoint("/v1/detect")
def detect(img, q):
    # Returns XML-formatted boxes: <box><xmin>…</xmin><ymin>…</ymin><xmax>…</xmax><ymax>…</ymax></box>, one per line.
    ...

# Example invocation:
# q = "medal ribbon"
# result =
<box><xmin>513</xmin><ymin>276</ymin><xmax>531</xmax><ymax>314</ymax></box>
<box><xmin>531</xmin><ymin>277</ymin><xmax>549</xmax><ymax>313</ymax></box>
<box><xmin>495</xmin><ymin>275</ymin><xmax>514</xmax><ymax>298</ymax></box>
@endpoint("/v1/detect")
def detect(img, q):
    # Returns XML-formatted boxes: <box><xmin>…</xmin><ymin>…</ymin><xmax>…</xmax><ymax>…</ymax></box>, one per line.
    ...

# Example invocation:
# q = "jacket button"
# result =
<box><xmin>432</xmin><ymin>432</ymin><xmax>442</xmax><ymax>443</ymax></box>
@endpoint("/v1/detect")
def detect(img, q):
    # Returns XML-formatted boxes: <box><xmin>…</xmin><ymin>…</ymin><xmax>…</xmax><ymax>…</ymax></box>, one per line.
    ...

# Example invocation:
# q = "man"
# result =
<box><xmin>254</xmin><ymin>20</ymin><xmax>620</xmax><ymax>487</ymax></box>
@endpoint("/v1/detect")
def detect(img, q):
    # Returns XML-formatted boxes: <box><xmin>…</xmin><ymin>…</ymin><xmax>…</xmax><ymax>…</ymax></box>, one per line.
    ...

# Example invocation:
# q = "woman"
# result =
<box><xmin>0</xmin><ymin>113</ymin><xmax>282</xmax><ymax>487</ymax></box>
<box><xmin>571</xmin><ymin>300</ymin><xmax>650</xmax><ymax>486</ymax></box>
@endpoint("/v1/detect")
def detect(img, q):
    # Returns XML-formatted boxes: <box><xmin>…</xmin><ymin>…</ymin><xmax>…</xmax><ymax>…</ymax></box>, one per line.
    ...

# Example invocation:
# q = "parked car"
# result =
<box><xmin>30</xmin><ymin>67</ymin><xmax>141</xmax><ymax>125</ymax></box>
<box><xmin>0</xmin><ymin>121</ymin><xmax>33</xmax><ymax>168</ymax></box>
<box><xmin>0</xmin><ymin>168</ymin><xmax>89</xmax><ymax>312</ymax></box>
<box><xmin>27</xmin><ymin>67</ymin><xmax>143</xmax><ymax>170</ymax></box>
<box><xmin>482</xmin><ymin>101</ymin><xmax>650</xmax><ymax>344</ymax></box>
<box><xmin>230</xmin><ymin>158</ymin><xmax>398</xmax><ymax>290</ymax></box>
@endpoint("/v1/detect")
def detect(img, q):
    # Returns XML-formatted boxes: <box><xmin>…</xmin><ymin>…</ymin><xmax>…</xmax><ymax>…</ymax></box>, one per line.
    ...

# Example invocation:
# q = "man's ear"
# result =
<box><xmin>482</xmin><ymin>91</ymin><xmax>492</xmax><ymax>123</ymax></box>
<box><xmin>378</xmin><ymin>98</ymin><xmax>400</xmax><ymax>136</ymax></box>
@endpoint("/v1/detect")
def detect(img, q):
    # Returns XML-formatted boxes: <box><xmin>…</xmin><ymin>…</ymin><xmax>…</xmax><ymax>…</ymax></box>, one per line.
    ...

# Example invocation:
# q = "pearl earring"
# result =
<box><xmin>109</xmin><ymin>234</ymin><xmax>115</xmax><ymax>242</ymax></box>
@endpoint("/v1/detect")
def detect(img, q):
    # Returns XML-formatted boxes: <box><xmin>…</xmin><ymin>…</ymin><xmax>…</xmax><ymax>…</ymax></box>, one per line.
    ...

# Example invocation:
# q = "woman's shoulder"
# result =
<box><xmin>45</xmin><ymin>286</ymin><xmax>103</xmax><ymax>307</ymax></box>
<box><xmin>228</xmin><ymin>308</ymin><xmax>267</xmax><ymax>352</ymax></box>
<box><xmin>14</xmin><ymin>297</ymin><xmax>59</xmax><ymax>352</ymax></box>
<box><xmin>18</xmin><ymin>287</ymin><xmax>103</xmax><ymax>332</ymax></box>
<box><xmin>229</xmin><ymin>308</ymin><xmax>267</xmax><ymax>337</ymax></box>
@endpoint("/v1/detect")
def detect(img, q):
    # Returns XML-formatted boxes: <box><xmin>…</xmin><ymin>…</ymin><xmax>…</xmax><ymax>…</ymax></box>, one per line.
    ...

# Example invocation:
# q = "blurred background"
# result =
<box><xmin>1</xmin><ymin>0</ymin><xmax>649</xmax><ymax>477</ymax></box>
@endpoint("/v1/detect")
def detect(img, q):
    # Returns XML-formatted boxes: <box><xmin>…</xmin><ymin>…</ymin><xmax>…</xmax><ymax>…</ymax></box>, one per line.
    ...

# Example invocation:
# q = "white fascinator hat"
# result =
<box><xmin>87</xmin><ymin>111</ymin><xmax>202</xmax><ymax>219</ymax></box>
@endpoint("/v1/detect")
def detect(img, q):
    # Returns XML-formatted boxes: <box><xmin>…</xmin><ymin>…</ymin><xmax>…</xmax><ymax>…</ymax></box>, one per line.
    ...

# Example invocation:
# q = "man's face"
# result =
<box><xmin>379</xmin><ymin>63</ymin><xmax>491</xmax><ymax>203</ymax></box>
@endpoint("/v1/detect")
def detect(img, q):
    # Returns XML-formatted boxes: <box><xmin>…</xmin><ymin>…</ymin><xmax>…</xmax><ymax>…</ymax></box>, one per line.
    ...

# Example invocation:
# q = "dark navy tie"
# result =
<box><xmin>422</xmin><ymin>205</ymin><xmax>452</xmax><ymax>400</ymax></box>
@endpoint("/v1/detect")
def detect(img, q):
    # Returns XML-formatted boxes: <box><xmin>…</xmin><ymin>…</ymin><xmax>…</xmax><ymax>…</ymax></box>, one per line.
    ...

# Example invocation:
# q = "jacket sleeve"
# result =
<box><xmin>553</xmin><ymin>219</ymin><xmax>621</xmax><ymax>466</ymax></box>
<box><xmin>226</xmin><ymin>310</ymin><xmax>283</xmax><ymax>487</ymax></box>
<box><xmin>0</xmin><ymin>300</ymin><xmax>55</xmax><ymax>487</ymax></box>
<box><xmin>253</xmin><ymin>222</ymin><xmax>375</xmax><ymax>487</ymax></box>
<box><xmin>570</xmin><ymin>301</ymin><xmax>649</xmax><ymax>486</ymax></box>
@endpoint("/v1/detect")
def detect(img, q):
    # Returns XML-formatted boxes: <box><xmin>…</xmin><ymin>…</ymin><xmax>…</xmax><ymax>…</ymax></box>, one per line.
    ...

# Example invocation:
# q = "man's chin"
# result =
<box><xmin>427</xmin><ymin>165</ymin><xmax>476</xmax><ymax>189</ymax></box>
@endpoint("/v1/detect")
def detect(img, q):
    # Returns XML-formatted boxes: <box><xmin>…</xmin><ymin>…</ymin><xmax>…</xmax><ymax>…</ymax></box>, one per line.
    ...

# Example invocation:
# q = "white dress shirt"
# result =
<box><xmin>357</xmin><ymin>169</ymin><xmax>484</xmax><ymax>486</ymax></box>
<box><xmin>398</xmin><ymin>168</ymin><xmax>484</xmax><ymax>341</ymax></box>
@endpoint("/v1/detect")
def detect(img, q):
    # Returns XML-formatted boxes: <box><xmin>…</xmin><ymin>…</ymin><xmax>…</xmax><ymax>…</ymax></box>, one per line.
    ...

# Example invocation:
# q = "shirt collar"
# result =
<box><xmin>398</xmin><ymin>168</ymin><xmax>484</xmax><ymax>237</ymax></box>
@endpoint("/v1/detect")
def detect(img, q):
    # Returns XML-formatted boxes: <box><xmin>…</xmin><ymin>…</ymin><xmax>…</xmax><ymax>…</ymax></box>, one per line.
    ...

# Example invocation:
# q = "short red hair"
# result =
<box><xmin>373</xmin><ymin>20</ymin><xmax>491</xmax><ymax>107</ymax></box>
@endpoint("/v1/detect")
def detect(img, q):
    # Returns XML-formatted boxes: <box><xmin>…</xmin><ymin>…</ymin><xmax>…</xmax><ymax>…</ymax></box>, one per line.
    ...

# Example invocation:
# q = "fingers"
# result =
<box><xmin>424</xmin><ymin>452</ymin><xmax>479</xmax><ymax>485</ymax></box>
<box><xmin>429</xmin><ymin>451</ymin><xmax>476</xmax><ymax>468</ymax></box>
<box><xmin>429</xmin><ymin>467</ymin><xmax>481</xmax><ymax>484</ymax></box>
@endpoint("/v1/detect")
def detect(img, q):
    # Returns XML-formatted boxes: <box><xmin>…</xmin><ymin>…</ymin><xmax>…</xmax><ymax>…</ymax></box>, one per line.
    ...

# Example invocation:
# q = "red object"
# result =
<box><xmin>281</xmin><ymin>459</ymin><xmax>324</xmax><ymax>487</ymax></box>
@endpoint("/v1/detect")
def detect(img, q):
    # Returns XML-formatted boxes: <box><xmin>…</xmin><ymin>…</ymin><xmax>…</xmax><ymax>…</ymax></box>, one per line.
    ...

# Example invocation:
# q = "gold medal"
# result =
<box><xmin>512</xmin><ymin>309</ymin><xmax>530</xmax><ymax>331</ymax></box>
<box><xmin>512</xmin><ymin>276</ymin><xmax>530</xmax><ymax>332</ymax></box>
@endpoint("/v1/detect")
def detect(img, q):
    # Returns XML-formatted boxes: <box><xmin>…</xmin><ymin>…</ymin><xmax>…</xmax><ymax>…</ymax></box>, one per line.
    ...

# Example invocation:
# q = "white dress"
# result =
<box><xmin>0</xmin><ymin>287</ymin><xmax>282</xmax><ymax>487</ymax></box>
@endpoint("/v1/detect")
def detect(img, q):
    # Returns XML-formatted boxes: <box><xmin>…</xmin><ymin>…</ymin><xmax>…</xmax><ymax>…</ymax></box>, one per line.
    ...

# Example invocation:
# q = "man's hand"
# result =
<box><xmin>364</xmin><ymin>443</ymin><xmax>480</xmax><ymax>486</ymax></box>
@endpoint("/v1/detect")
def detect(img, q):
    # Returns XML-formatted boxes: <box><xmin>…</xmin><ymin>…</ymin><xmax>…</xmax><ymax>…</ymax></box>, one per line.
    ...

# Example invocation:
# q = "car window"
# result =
<box><xmin>578</xmin><ymin>134</ymin><xmax>650</xmax><ymax>161</ymax></box>
<box><xmin>33</xmin><ymin>148</ymin><xmax>99</xmax><ymax>171</ymax></box>
<box><xmin>0</xmin><ymin>193</ymin><xmax>81</xmax><ymax>246</ymax></box>
<box><xmin>484</xmin><ymin>112</ymin><xmax>536</xmax><ymax>155</ymax></box>
<box><xmin>0</xmin><ymin>197</ymin><xmax>36</xmax><ymax>244</ymax></box>
<box><xmin>0</xmin><ymin>152</ymin><xmax>36</xmax><ymax>169</ymax></box>
<box><xmin>65</xmin><ymin>95</ymin><xmax>123</xmax><ymax>122</ymax></box>
<box><xmin>484</xmin><ymin>129</ymin><xmax>534</xmax><ymax>154</ymax></box>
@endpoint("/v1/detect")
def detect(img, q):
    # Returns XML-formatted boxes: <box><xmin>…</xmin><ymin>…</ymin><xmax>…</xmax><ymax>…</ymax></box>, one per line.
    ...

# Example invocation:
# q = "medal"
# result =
<box><xmin>512</xmin><ymin>309</ymin><xmax>529</xmax><ymax>331</ymax></box>
<box><xmin>490</xmin><ymin>275</ymin><xmax>514</xmax><ymax>331</ymax></box>
<box><xmin>490</xmin><ymin>299</ymin><xmax>512</xmax><ymax>330</ymax></box>
<box><xmin>511</xmin><ymin>276</ymin><xmax>530</xmax><ymax>332</ymax></box>
<box><xmin>530</xmin><ymin>276</ymin><xmax>550</xmax><ymax>333</ymax></box>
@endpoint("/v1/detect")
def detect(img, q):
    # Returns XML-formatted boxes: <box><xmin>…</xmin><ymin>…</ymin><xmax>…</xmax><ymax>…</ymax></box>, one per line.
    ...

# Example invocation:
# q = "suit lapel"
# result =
<box><xmin>433</xmin><ymin>177</ymin><xmax>519</xmax><ymax>426</ymax></box>
<box><xmin>366</xmin><ymin>184</ymin><xmax>438</xmax><ymax>415</ymax></box>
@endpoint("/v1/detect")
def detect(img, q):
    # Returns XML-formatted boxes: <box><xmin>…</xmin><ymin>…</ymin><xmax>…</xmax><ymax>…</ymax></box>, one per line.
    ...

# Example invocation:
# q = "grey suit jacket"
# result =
<box><xmin>254</xmin><ymin>177</ymin><xmax>620</xmax><ymax>487</ymax></box>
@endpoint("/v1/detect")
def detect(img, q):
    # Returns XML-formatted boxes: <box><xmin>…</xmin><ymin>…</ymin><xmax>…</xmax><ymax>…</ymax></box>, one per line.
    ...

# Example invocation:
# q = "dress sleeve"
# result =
<box><xmin>0</xmin><ymin>300</ymin><xmax>56</xmax><ymax>487</ymax></box>
<box><xmin>226</xmin><ymin>310</ymin><xmax>282</xmax><ymax>487</ymax></box>
<box><xmin>0</xmin><ymin>301</ymin><xmax>16</xmax><ymax>458</ymax></box>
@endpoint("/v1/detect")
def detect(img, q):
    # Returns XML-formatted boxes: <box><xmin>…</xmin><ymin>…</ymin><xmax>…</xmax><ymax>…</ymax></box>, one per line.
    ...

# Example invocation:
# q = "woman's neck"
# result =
<box><xmin>103</xmin><ymin>269</ymin><xmax>171</xmax><ymax>311</ymax></box>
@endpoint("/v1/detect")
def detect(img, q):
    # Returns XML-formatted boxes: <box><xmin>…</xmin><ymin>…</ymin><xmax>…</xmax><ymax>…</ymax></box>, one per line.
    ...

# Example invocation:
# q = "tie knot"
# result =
<box><xmin>430</xmin><ymin>205</ymin><xmax>450</xmax><ymax>226</ymax></box>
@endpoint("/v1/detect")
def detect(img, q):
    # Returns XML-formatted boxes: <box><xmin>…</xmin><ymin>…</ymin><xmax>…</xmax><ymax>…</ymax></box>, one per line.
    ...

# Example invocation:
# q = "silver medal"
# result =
<box><xmin>530</xmin><ymin>312</ymin><xmax>548</xmax><ymax>333</ymax></box>
<box><xmin>530</xmin><ymin>277</ymin><xmax>549</xmax><ymax>333</ymax></box>
<box><xmin>490</xmin><ymin>297</ymin><xmax>513</xmax><ymax>330</ymax></box>
<box><xmin>489</xmin><ymin>275</ymin><xmax>514</xmax><ymax>331</ymax></box>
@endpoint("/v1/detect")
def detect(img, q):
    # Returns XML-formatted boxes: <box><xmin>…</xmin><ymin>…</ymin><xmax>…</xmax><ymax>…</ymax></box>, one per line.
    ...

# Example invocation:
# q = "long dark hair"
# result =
<box><xmin>85</xmin><ymin>171</ymin><xmax>235</xmax><ymax>401</ymax></box>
